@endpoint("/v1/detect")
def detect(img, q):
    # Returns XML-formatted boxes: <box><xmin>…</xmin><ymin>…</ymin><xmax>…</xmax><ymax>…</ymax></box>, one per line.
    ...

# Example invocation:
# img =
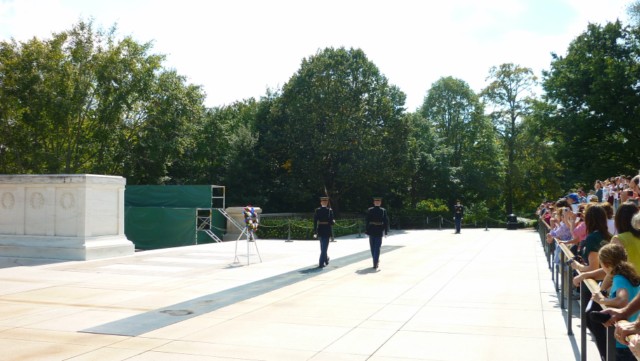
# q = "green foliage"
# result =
<box><xmin>542</xmin><ymin>21</ymin><xmax>640</xmax><ymax>187</ymax></box>
<box><xmin>4</xmin><ymin>18</ymin><xmax>640</xmax><ymax>223</ymax></box>
<box><xmin>124</xmin><ymin>70</ymin><xmax>208</xmax><ymax>184</ymax></box>
<box><xmin>413</xmin><ymin>77</ymin><xmax>505</xmax><ymax>213</ymax></box>
<box><xmin>258</xmin><ymin>47</ymin><xmax>409</xmax><ymax>213</ymax></box>
<box><xmin>0</xmin><ymin>20</ymin><xmax>206</xmax><ymax>183</ymax></box>
<box><xmin>421</xmin><ymin>77</ymin><xmax>478</xmax><ymax>169</ymax></box>
<box><xmin>403</xmin><ymin>112</ymin><xmax>440</xmax><ymax>207</ymax></box>
<box><xmin>481</xmin><ymin>63</ymin><xmax>537</xmax><ymax>215</ymax></box>
<box><xmin>628</xmin><ymin>1</ymin><xmax>640</xmax><ymax>26</ymax></box>
<box><xmin>464</xmin><ymin>201</ymin><xmax>489</xmax><ymax>223</ymax></box>
<box><xmin>256</xmin><ymin>218</ymin><xmax>362</xmax><ymax>240</ymax></box>
<box><xmin>390</xmin><ymin>199</ymin><xmax>450</xmax><ymax>229</ymax></box>
<box><xmin>415</xmin><ymin>199</ymin><xmax>449</xmax><ymax>216</ymax></box>
<box><xmin>513</xmin><ymin>99</ymin><xmax>564</xmax><ymax>209</ymax></box>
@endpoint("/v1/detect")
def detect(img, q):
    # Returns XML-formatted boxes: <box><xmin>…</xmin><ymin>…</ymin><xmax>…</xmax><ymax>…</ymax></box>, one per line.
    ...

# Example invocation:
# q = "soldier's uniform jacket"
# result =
<box><xmin>313</xmin><ymin>206</ymin><xmax>335</xmax><ymax>238</ymax></box>
<box><xmin>454</xmin><ymin>204</ymin><xmax>464</xmax><ymax>219</ymax></box>
<box><xmin>365</xmin><ymin>206</ymin><xmax>389</xmax><ymax>237</ymax></box>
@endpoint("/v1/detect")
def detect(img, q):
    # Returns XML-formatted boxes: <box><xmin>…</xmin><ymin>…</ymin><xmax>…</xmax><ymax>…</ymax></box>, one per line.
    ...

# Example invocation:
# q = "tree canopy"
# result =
<box><xmin>0</xmin><ymin>20</ymin><xmax>208</xmax><ymax>184</ymax></box>
<box><xmin>257</xmin><ymin>47</ymin><xmax>409</xmax><ymax>212</ymax></box>
<box><xmin>482</xmin><ymin>64</ymin><xmax>537</xmax><ymax>214</ymax></box>
<box><xmin>1</xmin><ymin>18</ymin><xmax>639</xmax><ymax>219</ymax></box>
<box><xmin>542</xmin><ymin>21</ymin><xmax>640</xmax><ymax>185</ymax></box>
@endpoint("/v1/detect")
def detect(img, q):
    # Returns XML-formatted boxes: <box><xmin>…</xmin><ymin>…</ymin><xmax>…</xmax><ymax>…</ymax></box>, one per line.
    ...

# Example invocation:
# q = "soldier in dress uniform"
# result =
<box><xmin>453</xmin><ymin>199</ymin><xmax>464</xmax><ymax>234</ymax></box>
<box><xmin>365</xmin><ymin>196</ymin><xmax>389</xmax><ymax>270</ymax></box>
<box><xmin>313</xmin><ymin>196</ymin><xmax>335</xmax><ymax>268</ymax></box>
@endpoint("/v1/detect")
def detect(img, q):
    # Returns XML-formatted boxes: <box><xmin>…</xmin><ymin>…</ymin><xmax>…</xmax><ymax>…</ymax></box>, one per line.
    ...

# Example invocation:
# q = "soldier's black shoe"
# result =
<box><xmin>319</xmin><ymin>263</ymin><xmax>325</xmax><ymax>268</ymax></box>
<box><xmin>325</xmin><ymin>257</ymin><xmax>330</xmax><ymax>266</ymax></box>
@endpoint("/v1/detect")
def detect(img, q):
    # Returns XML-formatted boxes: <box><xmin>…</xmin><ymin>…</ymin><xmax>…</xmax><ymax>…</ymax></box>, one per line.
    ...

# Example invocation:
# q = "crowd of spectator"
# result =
<box><xmin>537</xmin><ymin>174</ymin><xmax>640</xmax><ymax>360</ymax></box>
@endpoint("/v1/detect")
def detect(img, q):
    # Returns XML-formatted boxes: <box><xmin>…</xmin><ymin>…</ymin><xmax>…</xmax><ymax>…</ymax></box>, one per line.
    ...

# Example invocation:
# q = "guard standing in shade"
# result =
<box><xmin>365</xmin><ymin>196</ymin><xmax>389</xmax><ymax>270</ymax></box>
<box><xmin>313</xmin><ymin>196</ymin><xmax>335</xmax><ymax>268</ymax></box>
<box><xmin>453</xmin><ymin>200</ymin><xmax>464</xmax><ymax>234</ymax></box>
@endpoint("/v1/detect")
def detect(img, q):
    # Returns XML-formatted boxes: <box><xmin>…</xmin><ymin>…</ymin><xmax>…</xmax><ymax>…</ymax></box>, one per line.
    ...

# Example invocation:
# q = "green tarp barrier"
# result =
<box><xmin>125</xmin><ymin>185</ymin><xmax>214</xmax><ymax>208</ymax></box>
<box><xmin>125</xmin><ymin>207</ymin><xmax>197</xmax><ymax>250</ymax></box>
<box><xmin>124</xmin><ymin>185</ymin><xmax>226</xmax><ymax>250</ymax></box>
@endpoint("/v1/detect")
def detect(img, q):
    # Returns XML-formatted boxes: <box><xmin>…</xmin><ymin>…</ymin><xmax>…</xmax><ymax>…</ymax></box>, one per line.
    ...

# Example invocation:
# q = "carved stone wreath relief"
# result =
<box><xmin>60</xmin><ymin>192</ymin><xmax>75</xmax><ymax>210</ymax></box>
<box><xmin>1</xmin><ymin>192</ymin><xmax>14</xmax><ymax>210</ymax></box>
<box><xmin>30</xmin><ymin>192</ymin><xmax>45</xmax><ymax>209</ymax></box>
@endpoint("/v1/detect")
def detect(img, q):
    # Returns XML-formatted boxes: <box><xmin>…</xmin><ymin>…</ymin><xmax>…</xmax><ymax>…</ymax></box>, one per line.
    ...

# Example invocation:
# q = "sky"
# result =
<box><xmin>0</xmin><ymin>0</ymin><xmax>632</xmax><ymax>111</ymax></box>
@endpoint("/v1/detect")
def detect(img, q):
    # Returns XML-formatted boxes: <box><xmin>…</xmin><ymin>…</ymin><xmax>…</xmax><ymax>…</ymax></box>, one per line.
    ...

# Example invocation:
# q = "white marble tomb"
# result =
<box><xmin>0</xmin><ymin>174</ymin><xmax>134</xmax><ymax>261</ymax></box>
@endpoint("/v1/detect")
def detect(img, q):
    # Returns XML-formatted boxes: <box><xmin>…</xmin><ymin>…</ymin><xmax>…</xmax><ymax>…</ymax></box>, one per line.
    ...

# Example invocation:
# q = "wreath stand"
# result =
<box><xmin>233</xmin><ymin>225</ymin><xmax>262</xmax><ymax>265</ymax></box>
<box><xmin>215</xmin><ymin>208</ymin><xmax>262</xmax><ymax>265</ymax></box>
<box><xmin>227</xmin><ymin>207</ymin><xmax>262</xmax><ymax>265</ymax></box>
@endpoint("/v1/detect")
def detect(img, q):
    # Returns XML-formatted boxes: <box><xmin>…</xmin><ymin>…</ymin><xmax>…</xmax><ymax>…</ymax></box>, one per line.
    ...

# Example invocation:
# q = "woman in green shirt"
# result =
<box><xmin>571</xmin><ymin>204</ymin><xmax>612</xmax><ymax>273</ymax></box>
<box><xmin>569</xmin><ymin>203</ymin><xmax>613</xmax><ymax>360</ymax></box>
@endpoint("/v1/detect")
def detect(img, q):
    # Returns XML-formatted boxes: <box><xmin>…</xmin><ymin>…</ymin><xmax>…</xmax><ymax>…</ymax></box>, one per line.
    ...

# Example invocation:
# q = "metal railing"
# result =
<box><xmin>257</xmin><ymin>216</ymin><xmax>364</xmax><ymax>241</ymax></box>
<box><xmin>538</xmin><ymin>217</ymin><xmax>617</xmax><ymax>361</ymax></box>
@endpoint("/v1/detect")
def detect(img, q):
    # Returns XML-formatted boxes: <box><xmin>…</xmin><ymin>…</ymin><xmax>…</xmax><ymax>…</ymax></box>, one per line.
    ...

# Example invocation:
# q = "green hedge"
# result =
<box><xmin>257</xmin><ymin>218</ymin><xmax>363</xmax><ymax>240</ymax></box>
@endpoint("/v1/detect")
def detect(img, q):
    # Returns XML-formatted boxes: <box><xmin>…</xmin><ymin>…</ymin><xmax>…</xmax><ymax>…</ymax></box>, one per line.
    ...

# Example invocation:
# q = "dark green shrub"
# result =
<box><xmin>257</xmin><ymin>217</ymin><xmax>363</xmax><ymax>240</ymax></box>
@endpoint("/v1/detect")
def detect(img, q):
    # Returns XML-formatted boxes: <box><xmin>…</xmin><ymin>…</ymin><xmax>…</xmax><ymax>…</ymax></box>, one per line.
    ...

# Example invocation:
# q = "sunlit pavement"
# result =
<box><xmin>0</xmin><ymin>228</ymin><xmax>599</xmax><ymax>360</ymax></box>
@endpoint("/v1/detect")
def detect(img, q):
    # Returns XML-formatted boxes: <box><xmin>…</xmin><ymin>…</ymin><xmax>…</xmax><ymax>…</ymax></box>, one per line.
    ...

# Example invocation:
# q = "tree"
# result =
<box><xmin>0</xmin><ymin>21</ymin><xmax>165</xmax><ymax>175</ymax></box>
<box><xmin>210</xmin><ymin>98</ymin><xmax>265</xmax><ymax>206</ymax></box>
<box><xmin>420</xmin><ymin>77</ymin><xmax>503</xmax><ymax>209</ymax></box>
<box><xmin>0</xmin><ymin>20</ymin><xmax>210</xmax><ymax>185</ymax></box>
<box><xmin>482</xmin><ymin>63</ymin><xmax>537</xmax><ymax>214</ymax></box>
<box><xmin>542</xmin><ymin>21</ymin><xmax>640</xmax><ymax>186</ymax></box>
<box><xmin>404</xmin><ymin>112</ymin><xmax>440</xmax><ymax>207</ymax></box>
<box><xmin>514</xmin><ymin>99</ymin><xmax>564</xmax><ymax>209</ymax></box>
<box><xmin>629</xmin><ymin>1</ymin><xmax>640</xmax><ymax>26</ymax></box>
<box><xmin>262</xmin><ymin>47</ymin><xmax>408</xmax><ymax>212</ymax></box>
<box><xmin>460</xmin><ymin>109</ymin><xmax>504</xmax><ymax>212</ymax></box>
<box><xmin>421</xmin><ymin>77</ymin><xmax>476</xmax><ymax>169</ymax></box>
<box><xmin>124</xmin><ymin>70</ymin><xmax>208</xmax><ymax>184</ymax></box>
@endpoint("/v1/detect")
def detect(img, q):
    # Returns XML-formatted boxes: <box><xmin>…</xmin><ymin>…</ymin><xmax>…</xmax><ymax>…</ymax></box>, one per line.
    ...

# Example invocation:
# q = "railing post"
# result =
<box><xmin>548</xmin><ymin>240</ymin><xmax>552</xmax><ymax>270</ymax></box>
<box><xmin>580</xmin><ymin>282</ymin><xmax>589</xmax><ymax>361</ymax></box>
<box><xmin>606</xmin><ymin>326</ymin><xmax>616</xmax><ymax>361</ymax></box>
<box><xmin>560</xmin><ymin>251</ymin><xmax>566</xmax><ymax>310</ymax></box>
<box><xmin>551</xmin><ymin>242</ymin><xmax>555</xmax><ymax>282</ymax></box>
<box><xmin>556</xmin><ymin>245</ymin><xmax>560</xmax><ymax>292</ymax></box>
<box><xmin>566</xmin><ymin>259</ymin><xmax>573</xmax><ymax>336</ymax></box>
<box><xmin>286</xmin><ymin>219</ymin><xmax>292</xmax><ymax>242</ymax></box>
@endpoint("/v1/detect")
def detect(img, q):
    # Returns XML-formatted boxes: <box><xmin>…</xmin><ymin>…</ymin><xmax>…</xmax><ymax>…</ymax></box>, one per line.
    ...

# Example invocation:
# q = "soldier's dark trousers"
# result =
<box><xmin>455</xmin><ymin>217</ymin><xmax>462</xmax><ymax>233</ymax></box>
<box><xmin>369</xmin><ymin>236</ymin><xmax>382</xmax><ymax>267</ymax></box>
<box><xmin>319</xmin><ymin>236</ymin><xmax>330</xmax><ymax>267</ymax></box>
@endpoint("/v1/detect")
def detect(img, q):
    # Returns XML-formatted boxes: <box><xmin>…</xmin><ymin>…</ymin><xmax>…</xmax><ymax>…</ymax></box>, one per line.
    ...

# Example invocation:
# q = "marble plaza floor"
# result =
<box><xmin>0</xmin><ymin>228</ymin><xmax>600</xmax><ymax>361</ymax></box>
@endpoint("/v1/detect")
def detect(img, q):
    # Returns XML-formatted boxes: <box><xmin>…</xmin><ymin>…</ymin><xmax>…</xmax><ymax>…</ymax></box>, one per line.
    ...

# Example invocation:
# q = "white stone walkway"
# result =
<box><xmin>0</xmin><ymin>228</ymin><xmax>600</xmax><ymax>360</ymax></box>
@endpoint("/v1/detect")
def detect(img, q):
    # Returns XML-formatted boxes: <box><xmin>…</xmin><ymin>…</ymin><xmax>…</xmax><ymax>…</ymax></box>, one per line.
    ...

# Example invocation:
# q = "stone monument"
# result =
<box><xmin>0</xmin><ymin>174</ymin><xmax>134</xmax><ymax>261</ymax></box>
